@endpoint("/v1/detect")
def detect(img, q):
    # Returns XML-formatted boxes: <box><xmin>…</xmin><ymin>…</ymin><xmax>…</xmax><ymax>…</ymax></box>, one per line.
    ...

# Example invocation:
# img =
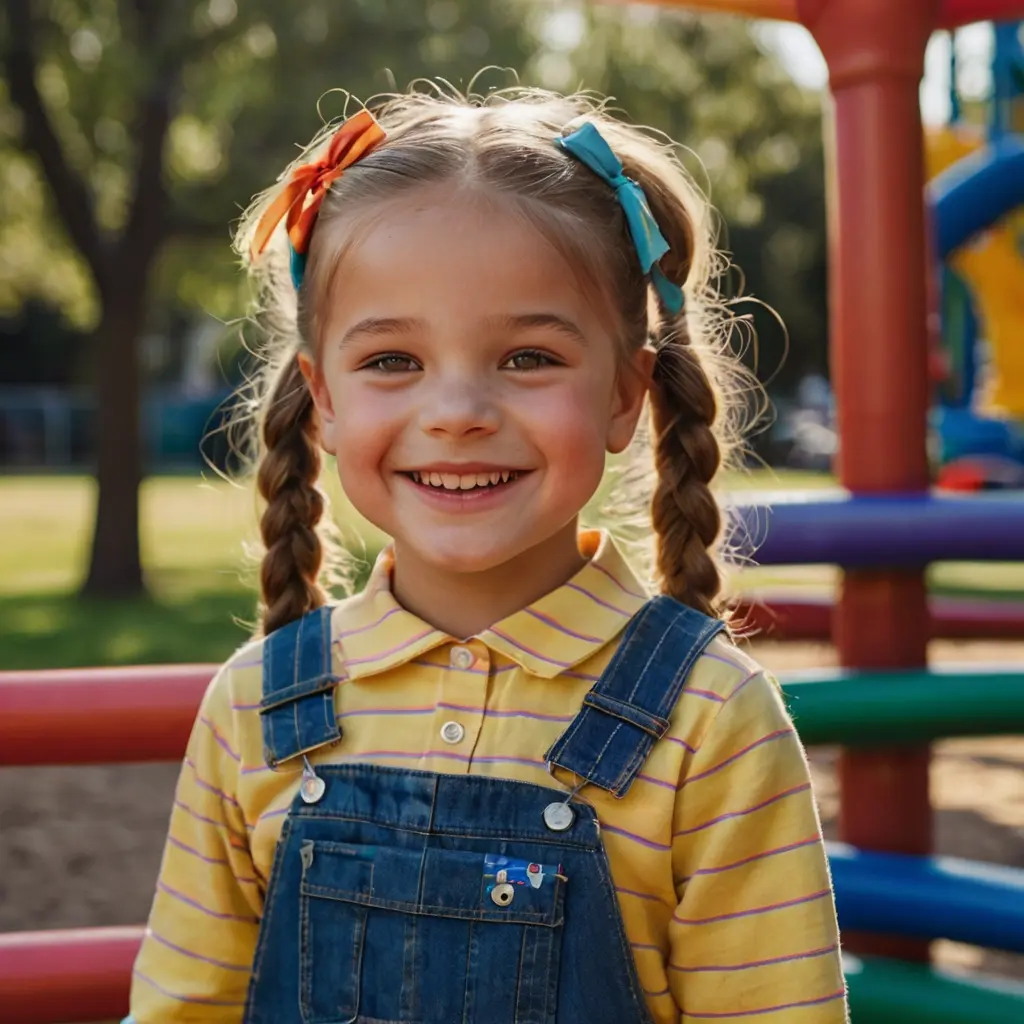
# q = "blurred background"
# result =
<box><xmin>1</xmin><ymin>0</ymin><xmax>1022</xmax><ymax>994</ymax></box>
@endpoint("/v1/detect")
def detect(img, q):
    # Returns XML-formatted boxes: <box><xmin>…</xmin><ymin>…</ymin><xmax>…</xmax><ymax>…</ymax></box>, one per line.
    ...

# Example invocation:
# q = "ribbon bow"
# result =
<box><xmin>556</xmin><ymin>123</ymin><xmax>684</xmax><ymax>314</ymax></box>
<box><xmin>250</xmin><ymin>110</ymin><xmax>387</xmax><ymax>288</ymax></box>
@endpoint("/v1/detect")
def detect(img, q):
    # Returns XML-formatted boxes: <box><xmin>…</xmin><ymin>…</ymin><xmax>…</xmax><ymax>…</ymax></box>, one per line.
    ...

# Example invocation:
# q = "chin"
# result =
<box><xmin>403</xmin><ymin>535</ymin><xmax>523</xmax><ymax>576</ymax></box>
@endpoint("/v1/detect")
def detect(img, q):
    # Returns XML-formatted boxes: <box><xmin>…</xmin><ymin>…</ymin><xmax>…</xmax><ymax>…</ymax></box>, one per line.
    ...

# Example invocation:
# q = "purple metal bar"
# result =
<box><xmin>730</xmin><ymin>491</ymin><xmax>1024</xmax><ymax>566</ymax></box>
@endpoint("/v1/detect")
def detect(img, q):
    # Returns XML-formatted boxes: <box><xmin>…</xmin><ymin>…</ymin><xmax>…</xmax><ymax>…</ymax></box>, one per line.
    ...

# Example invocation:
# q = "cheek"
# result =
<box><xmin>328</xmin><ymin>383</ymin><xmax>395</xmax><ymax>476</ymax></box>
<box><xmin>330</xmin><ymin>394</ymin><xmax>396</xmax><ymax>531</ymax></box>
<box><xmin>525</xmin><ymin>376</ymin><xmax>615</xmax><ymax>466</ymax></box>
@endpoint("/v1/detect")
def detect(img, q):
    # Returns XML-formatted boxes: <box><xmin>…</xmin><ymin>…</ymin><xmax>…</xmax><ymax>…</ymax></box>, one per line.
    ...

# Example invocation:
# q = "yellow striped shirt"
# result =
<box><xmin>131</xmin><ymin>530</ymin><xmax>846</xmax><ymax>1022</ymax></box>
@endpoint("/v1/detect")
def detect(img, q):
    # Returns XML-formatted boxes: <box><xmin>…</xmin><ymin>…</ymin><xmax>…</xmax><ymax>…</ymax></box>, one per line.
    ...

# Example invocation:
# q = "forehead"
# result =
<box><xmin>321</xmin><ymin>185</ymin><xmax>618</xmax><ymax>340</ymax></box>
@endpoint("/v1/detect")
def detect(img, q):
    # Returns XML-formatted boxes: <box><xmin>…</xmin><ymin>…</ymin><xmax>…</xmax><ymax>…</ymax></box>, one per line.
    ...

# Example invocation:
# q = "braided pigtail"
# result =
<box><xmin>604</xmin><ymin>128</ymin><xmax>743</xmax><ymax>619</ymax></box>
<box><xmin>650</xmin><ymin>329</ymin><xmax>724</xmax><ymax>616</ymax></box>
<box><xmin>255</xmin><ymin>353</ymin><xmax>332</xmax><ymax>635</ymax></box>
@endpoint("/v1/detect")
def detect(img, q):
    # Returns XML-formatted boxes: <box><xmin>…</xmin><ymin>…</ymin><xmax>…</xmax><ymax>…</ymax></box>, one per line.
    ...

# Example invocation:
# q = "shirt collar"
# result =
<box><xmin>330</xmin><ymin>547</ymin><xmax>449</xmax><ymax>681</ymax></box>
<box><xmin>331</xmin><ymin>530</ymin><xmax>649</xmax><ymax>681</ymax></box>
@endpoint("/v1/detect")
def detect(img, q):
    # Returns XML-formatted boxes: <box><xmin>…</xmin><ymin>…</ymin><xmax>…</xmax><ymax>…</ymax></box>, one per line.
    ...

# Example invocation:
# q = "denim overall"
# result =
<box><xmin>245</xmin><ymin>596</ymin><xmax>725</xmax><ymax>1024</ymax></box>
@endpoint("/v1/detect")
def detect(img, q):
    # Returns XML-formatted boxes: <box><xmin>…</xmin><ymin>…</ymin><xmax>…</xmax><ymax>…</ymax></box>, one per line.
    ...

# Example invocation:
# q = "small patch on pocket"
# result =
<box><xmin>484</xmin><ymin>853</ymin><xmax>565</xmax><ymax>892</ymax></box>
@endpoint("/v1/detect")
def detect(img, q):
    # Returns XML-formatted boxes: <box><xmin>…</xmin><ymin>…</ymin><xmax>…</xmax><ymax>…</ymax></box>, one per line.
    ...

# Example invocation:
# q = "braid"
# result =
<box><xmin>649</xmin><ymin>324</ymin><xmax>724</xmax><ymax>617</ymax></box>
<box><xmin>256</xmin><ymin>355</ymin><xmax>331</xmax><ymax>635</ymax></box>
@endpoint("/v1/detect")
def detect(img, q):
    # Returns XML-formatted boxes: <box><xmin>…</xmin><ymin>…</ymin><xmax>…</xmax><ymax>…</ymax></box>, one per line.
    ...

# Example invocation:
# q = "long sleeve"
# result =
<box><xmin>128</xmin><ymin>667</ymin><xmax>262</xmax><ymax>1022</ymax></box>
<box><xmin>668</xmin><ymin>670</ymin><xmax>848</xmax><ymax>1022</ymax></box>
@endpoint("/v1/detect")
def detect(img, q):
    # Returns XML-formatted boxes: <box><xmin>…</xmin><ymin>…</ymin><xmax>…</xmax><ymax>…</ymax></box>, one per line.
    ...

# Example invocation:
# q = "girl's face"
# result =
<box><xmin>302</xmin><ymin>186</ymin><xmax>650</xmax><ymax>579</ymax></box>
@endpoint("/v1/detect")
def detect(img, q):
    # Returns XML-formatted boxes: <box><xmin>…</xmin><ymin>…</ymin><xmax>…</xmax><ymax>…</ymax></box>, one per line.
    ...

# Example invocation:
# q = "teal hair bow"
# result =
<box><xmin>556</xmin><ymin>123</ymin><xmax>684</xmax><ymax>315</ymax></box>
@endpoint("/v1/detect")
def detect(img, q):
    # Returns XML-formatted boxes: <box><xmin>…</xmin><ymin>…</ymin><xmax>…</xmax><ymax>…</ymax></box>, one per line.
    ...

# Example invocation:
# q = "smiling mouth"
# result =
<box><xmin>402</xmin><ymin>469</ymin><xmax>526</xmax><ymax>492</ymax></box>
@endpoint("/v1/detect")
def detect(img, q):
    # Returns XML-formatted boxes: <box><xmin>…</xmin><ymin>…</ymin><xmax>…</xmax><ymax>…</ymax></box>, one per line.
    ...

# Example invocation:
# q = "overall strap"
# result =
<box><xmin>259</xmin><ymin>605</ymin><xmax>342</xmax><ymax>768</ymax></box>
<box><xmin>545</xmin><ymin>596</ymin><xmax>726</xmax><ymax>798</ymax></box>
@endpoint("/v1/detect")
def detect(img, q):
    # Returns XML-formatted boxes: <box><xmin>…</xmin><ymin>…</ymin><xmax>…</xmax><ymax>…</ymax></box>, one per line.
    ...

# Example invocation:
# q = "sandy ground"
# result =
<box><xmin>1</xmin><ymin>640</ymin><xmax>1022</xmax><ymax>982</ymax></box>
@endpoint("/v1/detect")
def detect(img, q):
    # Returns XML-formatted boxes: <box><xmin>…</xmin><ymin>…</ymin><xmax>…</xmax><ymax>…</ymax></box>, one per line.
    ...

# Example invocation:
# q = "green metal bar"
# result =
<box><xmin>845</xmin><ymin>954</ymin><xmax>1024</xmax><ymax>1022</ymax></box>
<box><xmin>778</xmin><ymin>666</ymin><xmax>1024</xmax><ymax>746</ymax></box>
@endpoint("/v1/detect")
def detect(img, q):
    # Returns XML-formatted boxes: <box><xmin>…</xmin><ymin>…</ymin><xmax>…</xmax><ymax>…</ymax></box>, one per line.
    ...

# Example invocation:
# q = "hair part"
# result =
<box><xmin>234</xmin><ymin>83</ymin><xmax>755</xmax><ymax>634</ymax></box>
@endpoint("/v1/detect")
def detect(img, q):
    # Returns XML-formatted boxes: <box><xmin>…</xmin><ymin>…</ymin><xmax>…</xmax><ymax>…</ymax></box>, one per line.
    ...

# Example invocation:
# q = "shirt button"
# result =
<box><xmin>450</xmin><ymin>645</ymin><xmax>474</xmax><ymax>670</ymax></box>
<box><xmin>440</xmin><ymin>721</ymin><xmax>465</xmax><ymax>745</ymax></box>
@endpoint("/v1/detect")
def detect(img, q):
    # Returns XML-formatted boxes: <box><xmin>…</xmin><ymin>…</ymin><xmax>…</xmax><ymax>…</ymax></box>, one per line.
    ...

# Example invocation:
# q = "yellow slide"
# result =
<box><xmin>925</xmin><ymin>127</ymin><xmax>1024</xmax><ymax>418</ymax></box>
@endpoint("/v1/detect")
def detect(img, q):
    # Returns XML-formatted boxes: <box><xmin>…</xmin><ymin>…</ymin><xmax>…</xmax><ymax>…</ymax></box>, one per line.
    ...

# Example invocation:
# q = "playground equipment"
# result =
<box><xmin>729</xmin><ymin>489</ymin><xmax>1024</xmax><ymax>639</ymax></box>
<box><xmin>750</xmin><ymin>21</ymin><xmax>1024</xmax><ymax>636</ymax></box>
<box><xmin>927</xmin><ymin>22</ymin><xmax>1024</xmax><ymax>484</ymax></box>
<box><xmin>2</xmin><ymin>1</ymin><xmax>1024</xmax><ymax>1022</ymax></box>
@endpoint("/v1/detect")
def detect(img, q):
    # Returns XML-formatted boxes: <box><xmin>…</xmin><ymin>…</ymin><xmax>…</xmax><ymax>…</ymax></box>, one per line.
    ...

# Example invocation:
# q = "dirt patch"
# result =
<box><xmin>2</xmin><ymin>640</ymin><xmax>1022</xmax><ymax>981</ymax></box>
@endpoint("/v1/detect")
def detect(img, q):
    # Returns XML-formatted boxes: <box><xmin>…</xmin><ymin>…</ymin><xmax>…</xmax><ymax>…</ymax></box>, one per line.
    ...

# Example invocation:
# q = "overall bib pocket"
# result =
<box><xmin>298</xmin><ymin>839</ymin><xmax>566</xmax><ymax>1024</ymax></box>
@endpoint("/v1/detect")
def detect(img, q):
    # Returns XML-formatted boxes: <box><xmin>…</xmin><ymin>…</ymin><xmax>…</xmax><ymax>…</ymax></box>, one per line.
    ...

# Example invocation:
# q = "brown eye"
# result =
<box><xmin>504</xmin><ymin>349</ymin><xmax>557</xmax><ymax>371</ymax></box>
<box><xmin>363</xmin><ymin>354</ymin><xmax>419</xmax><ymax>372</ymax></box>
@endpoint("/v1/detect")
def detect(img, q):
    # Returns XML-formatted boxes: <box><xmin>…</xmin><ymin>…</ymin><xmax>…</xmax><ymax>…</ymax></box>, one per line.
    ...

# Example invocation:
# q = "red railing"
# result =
<box><xmin>0</xmin><ymin>927</ymin><xmax>145</xmax><ymax>1024</ymax></box>
<box><xmin>0</xmin><ymin>664</ymin><xmax>215</xmax><ymax>766</ymax></box>
<box><xmin>734</xmin><ymin>597</ymin><xmax>1024</xmax><ymax>641</ymax></box>
<box><xmin>0</xmin><ymin>666</ymin><xmax>220</xmax><ymax>1023</ymax></box>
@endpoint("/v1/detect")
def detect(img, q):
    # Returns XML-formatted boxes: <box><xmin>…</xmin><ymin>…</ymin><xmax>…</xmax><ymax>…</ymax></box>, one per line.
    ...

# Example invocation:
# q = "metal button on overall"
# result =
<box><xmin>440</xmin><ymin>721</ymin><xmax>465</xmax><ymax>744</ymax></box>
<box><xmin>300</xmin><ymin>772</ymin><xmax>325</xmax><ymax>805</ymax></box>
<box><xmin>543</xmin><ymin>801</ymin><xmax>575</xmax><ymax>831</ymax></box>
<box><xmin>450</xmin><ymin>645</ymin><xmax>474</xmax><ymax>670</ymax></box>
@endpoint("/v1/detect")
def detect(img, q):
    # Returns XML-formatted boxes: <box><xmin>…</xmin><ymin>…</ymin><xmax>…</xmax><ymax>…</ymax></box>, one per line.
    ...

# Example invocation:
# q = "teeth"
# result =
<box><xmin>410</xmin><ymin>470</ymin><xmax>519</xmax><ymax>489</ymax></box>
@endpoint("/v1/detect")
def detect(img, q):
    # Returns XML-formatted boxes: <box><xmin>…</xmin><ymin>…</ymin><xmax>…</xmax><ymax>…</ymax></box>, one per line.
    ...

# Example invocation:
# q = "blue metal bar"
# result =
<box><xmin>730</xmin><ymin>491</ymin><xmax>1024</xmax><ymax>565</ymax></box>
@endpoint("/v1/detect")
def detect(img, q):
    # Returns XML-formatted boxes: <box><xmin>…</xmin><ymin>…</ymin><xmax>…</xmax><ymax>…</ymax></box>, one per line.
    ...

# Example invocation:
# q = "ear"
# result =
<box><xmin>606</xmin><ymin>347</ymin><xmax>654</xmax><ymax>454</ymax></box>
<box><xmin>297</xmin><ymin>352</ymin><xmax>337</xmax><ymax>455</ymax></box>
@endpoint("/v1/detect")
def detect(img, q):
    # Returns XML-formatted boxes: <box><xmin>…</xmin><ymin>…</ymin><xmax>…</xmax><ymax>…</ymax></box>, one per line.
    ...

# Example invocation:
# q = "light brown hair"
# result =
<box><xmin>234</xmin><ymin>85</ymin><xmax>749</xmax><ymax>635</ymax></box>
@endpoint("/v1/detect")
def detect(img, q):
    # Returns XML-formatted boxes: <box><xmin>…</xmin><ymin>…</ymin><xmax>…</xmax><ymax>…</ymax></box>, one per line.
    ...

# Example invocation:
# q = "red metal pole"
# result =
<box><xmin>798</xmin><ymin>0</ymin><xmax>939</xmax><ymax>961</ymax></box>
<box><xmin>0</xmin><ymin>926</ymin><xmax>143</xmax><ymax>1024</ymax></box>
<box><xmin>0</xmin><ymin>665</ymin><xmax>214</xmax><ymax>765</ymax></box>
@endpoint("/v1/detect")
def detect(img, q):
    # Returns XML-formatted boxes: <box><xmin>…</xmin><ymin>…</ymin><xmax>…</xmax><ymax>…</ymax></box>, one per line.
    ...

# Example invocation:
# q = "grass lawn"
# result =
<box><xmin>2</xmin><ymin>472</ymin><xmax>1022</xmax><ymax>670</ymax></box>
<box><xmin>0</xmin><ymin>474</ymin><xmax>384</xmax><ymax>669</ymax></box>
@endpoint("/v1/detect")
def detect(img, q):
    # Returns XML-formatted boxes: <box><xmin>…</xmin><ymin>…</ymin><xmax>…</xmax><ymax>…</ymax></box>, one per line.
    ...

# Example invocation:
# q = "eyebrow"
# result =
<box><xmin>338</xmin><ymin>312</ymin><xmax>588</xmax><ymax>347</ymax></box>
<box><xmin>484</xmin><ymin>313</ymin><xmax>589</xmax><ymax>346</ymax></box>
<box><xmin>340</xmin><ymin>317</ymin><xmax>425</xmax><ymax>346</ymax></box>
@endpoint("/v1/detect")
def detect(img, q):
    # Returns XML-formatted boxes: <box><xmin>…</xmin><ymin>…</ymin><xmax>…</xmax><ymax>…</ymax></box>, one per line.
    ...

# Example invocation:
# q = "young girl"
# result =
<box><xmin>129</xmin><ymin>86</ymin><xmax>846</xmax><ymax>1023</ymax></box>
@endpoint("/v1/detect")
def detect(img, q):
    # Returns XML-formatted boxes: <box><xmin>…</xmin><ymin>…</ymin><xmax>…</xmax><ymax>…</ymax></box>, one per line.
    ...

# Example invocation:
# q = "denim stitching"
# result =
<box><xmin>591</xmin><ymin>837</ymin><xmax>658</xmax><ymax>1023</ymax></box>
<box><xmin>244</xmin><ymin>817</ymin><xmax>290</xmax><ymax>1022</ymax></box>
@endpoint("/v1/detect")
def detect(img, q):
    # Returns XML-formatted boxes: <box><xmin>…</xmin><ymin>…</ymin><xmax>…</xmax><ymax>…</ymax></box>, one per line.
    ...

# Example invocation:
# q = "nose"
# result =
<box><xmin>418</xmin><ymin>374</ymin><xmax>501</xmax><ymax>439</ymax></box>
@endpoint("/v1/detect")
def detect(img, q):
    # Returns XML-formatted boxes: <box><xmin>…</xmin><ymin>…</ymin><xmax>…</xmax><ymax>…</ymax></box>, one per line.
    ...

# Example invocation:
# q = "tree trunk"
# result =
<box><xmin>82</xmin><ymin>298</ymin><xmax>146</xmax><ymax>597</ymax></box>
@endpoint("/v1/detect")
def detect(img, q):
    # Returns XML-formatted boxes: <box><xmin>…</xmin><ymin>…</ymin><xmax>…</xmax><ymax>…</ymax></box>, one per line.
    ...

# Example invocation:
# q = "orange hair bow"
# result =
<box><xmin>250</xmin><ymin>109</ymin><xmax>386</xmax><ymax>286</ymax></box>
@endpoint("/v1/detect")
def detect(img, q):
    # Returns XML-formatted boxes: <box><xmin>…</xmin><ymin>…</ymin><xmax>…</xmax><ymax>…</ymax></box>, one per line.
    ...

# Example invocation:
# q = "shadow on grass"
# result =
<box><xmin>1</xmin><ymin>559</ymin><xmax>378</xmax><ymax>671</ymax></box>
<box><xmin>0</xmin><ymin>587</ymin><xmax>257</xmax><ymax>670</ymax></box>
